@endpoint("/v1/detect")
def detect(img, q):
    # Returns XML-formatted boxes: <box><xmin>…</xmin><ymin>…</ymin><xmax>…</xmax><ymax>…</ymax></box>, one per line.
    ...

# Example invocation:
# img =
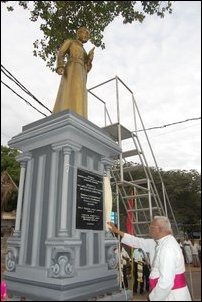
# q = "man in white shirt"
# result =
<box><xmin>133</xmin><ymin>248</ymin><xmax>145</xmax><ymax>294</ymax></box>
<box><xmin>107</xmin><ymin>216</ymin><xmax>192</xmax><ymax>301</ymax></box>
<box><xmin>183</xmin><ymin>237</ymin><xmax>193</xmax><ymax>264</ymax></box>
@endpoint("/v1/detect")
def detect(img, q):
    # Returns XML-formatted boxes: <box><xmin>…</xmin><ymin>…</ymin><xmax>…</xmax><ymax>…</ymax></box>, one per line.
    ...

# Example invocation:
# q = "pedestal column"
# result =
<box><xmin>58</xmin><ymin>147</ymin><xmax>72</xmax><ymax>237</ymax></box>
<box><xmin>13</xmin><ymin>153</ymin><xmax>32</xmax><ymax>237</ymax></box>
<box><xmin>18</xmin><ymin>154</ymin><xmax>34</xmax><ymax>265</ymax></box>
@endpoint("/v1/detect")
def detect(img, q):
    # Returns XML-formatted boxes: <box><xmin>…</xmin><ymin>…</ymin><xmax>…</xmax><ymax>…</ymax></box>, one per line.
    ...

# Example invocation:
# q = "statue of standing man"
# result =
<box><xmin>52</xmin><ymin>27</ymin><xmax>95</xmax><ymax>119</ymax></box>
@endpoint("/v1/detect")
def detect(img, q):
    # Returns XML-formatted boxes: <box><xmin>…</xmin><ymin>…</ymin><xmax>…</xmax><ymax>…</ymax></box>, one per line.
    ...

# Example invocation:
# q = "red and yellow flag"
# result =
<box><xmin>126</xmin><ymin>191</ymin><xmax>135</xmax><ymax>235</ymax></box>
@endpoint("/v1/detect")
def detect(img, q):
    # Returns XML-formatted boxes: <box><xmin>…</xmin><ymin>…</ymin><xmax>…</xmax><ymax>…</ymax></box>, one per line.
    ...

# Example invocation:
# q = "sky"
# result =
<box><xmin>1</xmin><ymin>1</ymin><xmax>201</xmax><ymax>173</ymax></box>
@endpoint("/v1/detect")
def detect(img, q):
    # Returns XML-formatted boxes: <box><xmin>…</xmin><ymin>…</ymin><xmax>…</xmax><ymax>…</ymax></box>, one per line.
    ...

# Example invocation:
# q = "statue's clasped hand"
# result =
<box><xmin>88</xmin><ymin>47</ymin><xmax>95</xmax><ymax>61</ymax></box>
<box><xmin>56</xmin><ymin>67</ymin><xmax>64</xmax><ymax>75</ymax></box>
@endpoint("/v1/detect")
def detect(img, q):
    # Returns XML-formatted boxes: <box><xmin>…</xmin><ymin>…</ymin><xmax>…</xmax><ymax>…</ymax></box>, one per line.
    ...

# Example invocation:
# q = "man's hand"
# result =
<box><xmin>107</xmin><ymin>222</ymin><xmax>118</xmax><ymax>233</ymax></box>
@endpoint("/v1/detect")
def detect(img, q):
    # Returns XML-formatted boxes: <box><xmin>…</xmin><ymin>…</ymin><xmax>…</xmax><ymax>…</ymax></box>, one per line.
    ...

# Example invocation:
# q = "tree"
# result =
<box><xmin>2</xmin><ymin>1</ymin><xmax>173</xmax><ymax>70</ymax></box>
<box><xmin>1</xmin><ymin>146</ymin><xmax>20</xmax><ymax>211</ymax></box>
<box><xmin>1</xmin><ymin>171</ymin><xmax>18</xmax><ymax>211</ymax></box>
<box><xmin>1</xmin><ymin>145</ymin><xmax>20</xmax><ymax>186</ymax></box>
<box><xmin>160</xmin><ymin>169</ymin><xmax>201</xmax><ymax>229</ymax></box>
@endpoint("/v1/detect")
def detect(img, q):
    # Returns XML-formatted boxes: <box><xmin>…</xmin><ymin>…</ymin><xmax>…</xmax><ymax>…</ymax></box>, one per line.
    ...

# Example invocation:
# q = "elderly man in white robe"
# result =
<box><xmin>107</xmin><ymin>216</ymin><xmax>191</xmax><ymax>301</ymax></box>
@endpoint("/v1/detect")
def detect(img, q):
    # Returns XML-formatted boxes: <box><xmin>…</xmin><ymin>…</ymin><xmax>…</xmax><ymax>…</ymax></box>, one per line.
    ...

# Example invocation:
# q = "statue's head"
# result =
<box><xmin>77</xmin><ymin>26</ymin><xmax>90</xmax><ymax>43</ymax></box>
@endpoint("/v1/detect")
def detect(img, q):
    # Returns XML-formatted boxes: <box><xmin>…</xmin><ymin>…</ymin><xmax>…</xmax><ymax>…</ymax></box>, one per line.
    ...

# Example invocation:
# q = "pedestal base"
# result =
<box><xmin>5</xmin><ymin>110</ymin><xmax>121</xmax><ymax>301</ymax></box>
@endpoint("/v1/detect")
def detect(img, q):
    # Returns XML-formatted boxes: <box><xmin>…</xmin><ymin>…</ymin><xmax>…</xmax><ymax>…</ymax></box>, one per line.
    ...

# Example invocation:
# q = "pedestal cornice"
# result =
<box><xmin>8</xmin><ymin>110</ymin><xmax>121</xmax><ymax>157</ymax></box>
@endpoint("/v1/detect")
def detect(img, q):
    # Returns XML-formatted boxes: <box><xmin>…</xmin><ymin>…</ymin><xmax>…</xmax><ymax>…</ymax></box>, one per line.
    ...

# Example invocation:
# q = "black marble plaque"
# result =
<box><xmin>76</xmin><ymin>169</ymin><xmax>103</xmax><ymax>230</ymax></box>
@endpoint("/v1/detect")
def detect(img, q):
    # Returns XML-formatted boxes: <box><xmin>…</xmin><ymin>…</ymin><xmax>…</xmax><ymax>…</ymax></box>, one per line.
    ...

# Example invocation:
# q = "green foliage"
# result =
<box><xmin>160</xmin><ymin>169</ymin><xmax>201</xmax><ymax>228</ymax></box>
<box><xmin>2</xmin><ymin>1</ymin><xmax>173</xmax><ymax>70</ymax></box>
<box><xmin>3</xmin><ymin>191</ymin><xmax>18</xmax><ymax>212</ymax></box>
<box><xmin>112</xmin><ymin>164</ymin><xmax>201</xmax><ymax>234</ymax></box>
<box><xmin>1</xmin><ymin>145</ymin><xmax>20</xmax><ymax>186</ymax></box>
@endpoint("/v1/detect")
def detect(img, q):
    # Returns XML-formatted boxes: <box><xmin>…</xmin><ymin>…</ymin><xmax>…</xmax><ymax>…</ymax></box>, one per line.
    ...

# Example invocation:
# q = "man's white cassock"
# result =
<box><xmin>122</xmin><ymin>233</ymin><xmax>192</xmax><ymax>301</ymax></box>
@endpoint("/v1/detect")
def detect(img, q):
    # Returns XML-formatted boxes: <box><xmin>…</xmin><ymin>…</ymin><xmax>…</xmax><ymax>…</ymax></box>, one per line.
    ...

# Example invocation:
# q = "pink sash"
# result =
<box><xmin>149</xmin><ymin>273</ymin><xmax>187</xmax><ymax>290</ymax></box>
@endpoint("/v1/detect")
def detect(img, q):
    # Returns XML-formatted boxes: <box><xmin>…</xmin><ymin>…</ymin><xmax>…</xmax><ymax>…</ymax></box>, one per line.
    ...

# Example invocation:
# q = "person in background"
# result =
<box><xmin>114</xmin><ymin>242</ymin><xmax>131</xmax><ymax>289</ymax></box>
<box><xmin>190</xmin><ymin>239</ymin><xmax>200</xmax><ymax>267</ymax></box>
<box><xmin>133</xmin><ymin>248</ymin><xmax>145</xmax><ymax>294</ymax></box>
<box><xmin>143</xmin><ymin>251</ymin><xmax>151</xmax><ymax>293</ymax></box>
<box><xmin>107</xmin><ymin>216</ymin><xmax>191</xmax><ymax>301</ymax></box>
<box><xmin>177</xmin><ymin>238</ymin><xmax>186</xmax><ymax>263</ymax></box>
<box><xmin>183</xmin><ymin>237</ymin><xmax>193</xmax><ymax>264</ymax></box>
<box><xmin>198</xmin><ymin>240</ymin><xmax>201</xmax><ymax>265</ymax></box>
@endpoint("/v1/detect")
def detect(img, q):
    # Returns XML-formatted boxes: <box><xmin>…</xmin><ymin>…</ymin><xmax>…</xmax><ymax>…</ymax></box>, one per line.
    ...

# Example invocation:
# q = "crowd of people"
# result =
<box><xmin>114</xmin><ymin>244</ymin><xmax>151</xmax><ymax>293</ymax></box>
<box><xmin>177</xmin><ymin>237</ymin><xmax>201</xmax><ymax>267</ymax></box>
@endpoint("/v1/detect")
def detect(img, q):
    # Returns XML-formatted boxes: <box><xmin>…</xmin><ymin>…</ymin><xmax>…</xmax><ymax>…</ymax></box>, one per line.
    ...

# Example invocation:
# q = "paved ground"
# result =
<box><xmin>185</xmin><ymin>265</ymin><xmax>201</xmax><ymax>301</ymax></box>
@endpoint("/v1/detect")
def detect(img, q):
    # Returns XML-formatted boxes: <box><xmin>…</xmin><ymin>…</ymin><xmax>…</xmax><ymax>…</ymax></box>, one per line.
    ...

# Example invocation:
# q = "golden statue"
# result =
<box><xmin>52</xmin><ymin>27</ymin><xmax>95</xmax><ymax>118</ymax></box>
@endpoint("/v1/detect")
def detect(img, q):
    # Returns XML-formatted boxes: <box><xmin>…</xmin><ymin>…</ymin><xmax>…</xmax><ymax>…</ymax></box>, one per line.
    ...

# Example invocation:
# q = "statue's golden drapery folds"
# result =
<box><xmin>52</xmin><ymin>27</ymin><xmax>94</xmax><ymax>119</ymax></box>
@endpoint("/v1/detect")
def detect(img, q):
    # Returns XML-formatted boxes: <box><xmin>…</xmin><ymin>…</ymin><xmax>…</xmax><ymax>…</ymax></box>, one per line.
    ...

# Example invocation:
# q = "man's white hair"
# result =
<box><xmin>154</xmin><ymin>216</ymin><xmax>172</xmax><ymax>231</ymax></box>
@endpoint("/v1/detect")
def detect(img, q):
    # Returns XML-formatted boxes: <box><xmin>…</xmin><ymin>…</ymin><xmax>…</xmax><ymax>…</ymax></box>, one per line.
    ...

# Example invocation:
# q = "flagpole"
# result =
<box><xmin>125</xmin><ymin>188</ymin><xmax>135</xmax><ymax>294</ymax></box>
<box><xmin>130</xmin><ymin>247</ymin><xmax>134</xmax><ymax>293</ymax></box>
<box><xmin>116</xmin><ymin>183</ymin><xmax>122</xmax><ymax>289</ymax></box>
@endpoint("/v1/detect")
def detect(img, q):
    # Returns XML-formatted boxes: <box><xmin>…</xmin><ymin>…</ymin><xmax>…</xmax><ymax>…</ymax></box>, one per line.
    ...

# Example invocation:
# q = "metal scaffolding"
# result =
<box><xmin>88</xmin><ymin>76</ymin><xmax>179</xmax><ymax>237</ymax></box>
